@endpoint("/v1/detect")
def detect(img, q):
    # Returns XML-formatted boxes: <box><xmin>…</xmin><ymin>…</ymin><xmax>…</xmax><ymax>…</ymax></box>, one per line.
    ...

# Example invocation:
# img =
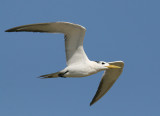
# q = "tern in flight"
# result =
<box><xmin>5</xmin><ymin>22</ymin><xmax>124</xmax><ymax>106</ymax></box>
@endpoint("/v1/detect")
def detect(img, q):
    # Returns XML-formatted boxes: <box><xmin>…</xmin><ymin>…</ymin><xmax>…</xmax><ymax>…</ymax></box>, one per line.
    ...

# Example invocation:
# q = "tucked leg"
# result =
<box><xmin>58</xmin><ymin>70</ymin><xmax>69</xmax><ymax>78</ymax></box>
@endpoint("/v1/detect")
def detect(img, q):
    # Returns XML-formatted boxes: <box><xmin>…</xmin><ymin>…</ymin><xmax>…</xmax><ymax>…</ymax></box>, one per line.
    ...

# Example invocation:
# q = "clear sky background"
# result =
<box><xmin>1</xmin><ymin>0</ymin><xmax>160</xmax><ymax>116</ymax></box>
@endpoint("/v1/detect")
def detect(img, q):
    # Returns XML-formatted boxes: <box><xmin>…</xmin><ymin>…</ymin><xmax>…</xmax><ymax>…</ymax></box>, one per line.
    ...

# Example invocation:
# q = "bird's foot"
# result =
<box><xmin>58</xmin><ymin>70</ymin><xmax>69</xmax><ymax>78</ymax></box>
<box><xmin>58</xmin><ymin>73</ymin><xmax>66</xmax><ymax>78</ymax></box>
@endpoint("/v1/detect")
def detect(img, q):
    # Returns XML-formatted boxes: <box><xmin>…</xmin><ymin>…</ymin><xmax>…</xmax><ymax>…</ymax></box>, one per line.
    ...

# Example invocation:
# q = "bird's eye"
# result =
<box><xmin>102</xmin><ymin>62</ymin><xmax>105</xmax><ymax>65</ymax></box>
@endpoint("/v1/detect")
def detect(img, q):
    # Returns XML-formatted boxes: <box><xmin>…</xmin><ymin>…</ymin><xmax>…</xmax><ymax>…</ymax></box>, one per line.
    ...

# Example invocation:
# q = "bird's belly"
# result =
<box><xmin>65</xmin><ymin>66</ymin><xmax>98</xmax><ymax>77</ymax></box>
<box><xmin>66</xmin><ymin>72</ymin><xmax>94</xmax><ymax>77</ymax></box>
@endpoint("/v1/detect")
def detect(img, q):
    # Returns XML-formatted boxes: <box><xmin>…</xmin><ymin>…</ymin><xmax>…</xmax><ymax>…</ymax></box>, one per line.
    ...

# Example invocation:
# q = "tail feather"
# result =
<box><xmin>38</xmin><ymin>72</ymin><xmax>59</xmax><ymax>79</ymax></box>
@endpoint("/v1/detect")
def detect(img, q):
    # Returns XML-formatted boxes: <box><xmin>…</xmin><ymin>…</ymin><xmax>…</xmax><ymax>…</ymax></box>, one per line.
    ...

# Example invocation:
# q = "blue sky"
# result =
<box><xmin>1</xmin><ymin>0</ymin><xmax>160</xmax><ymax>115</ymax></box>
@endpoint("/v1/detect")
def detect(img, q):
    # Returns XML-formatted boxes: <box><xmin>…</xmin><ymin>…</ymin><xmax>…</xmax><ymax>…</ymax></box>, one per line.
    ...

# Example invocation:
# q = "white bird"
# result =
<box><xmin>5</xmin><ymin>22</ymin><xmax>124</xmax><ymax>106</ymax></box>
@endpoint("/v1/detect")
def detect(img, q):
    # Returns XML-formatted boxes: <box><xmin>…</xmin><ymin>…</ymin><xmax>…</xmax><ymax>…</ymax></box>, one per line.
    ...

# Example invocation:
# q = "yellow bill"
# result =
<box><xmin>106</xmin><ymin>65</ymin><xmax>121</xmax><ymax>69</ymax></box>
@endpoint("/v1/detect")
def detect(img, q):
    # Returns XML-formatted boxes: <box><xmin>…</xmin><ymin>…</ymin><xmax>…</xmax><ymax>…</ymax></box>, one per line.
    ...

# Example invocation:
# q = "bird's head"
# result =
<box><xmin>94</xmin><ymin>61</ymin><xmax>121</xmax><ymax>70</ymax></box>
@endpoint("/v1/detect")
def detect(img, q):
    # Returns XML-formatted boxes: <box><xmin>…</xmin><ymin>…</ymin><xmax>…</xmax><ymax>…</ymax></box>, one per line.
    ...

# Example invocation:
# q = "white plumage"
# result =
<box><xmin>6</xmin><ymin>22</ymin><xmax>124</xmax><ymax>106</ymax></box>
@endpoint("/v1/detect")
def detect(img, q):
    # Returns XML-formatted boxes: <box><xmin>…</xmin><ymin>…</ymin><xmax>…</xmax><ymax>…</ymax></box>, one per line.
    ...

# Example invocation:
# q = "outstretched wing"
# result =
<box><xmin>90</xmin><ymin>61</ymin><xmax>124</xmax><ymax>106</ymax></box>
<box><xmin>5</xmin><ymin>22</ymin><xmax>89</xmax><ymax>66</ymax></box>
